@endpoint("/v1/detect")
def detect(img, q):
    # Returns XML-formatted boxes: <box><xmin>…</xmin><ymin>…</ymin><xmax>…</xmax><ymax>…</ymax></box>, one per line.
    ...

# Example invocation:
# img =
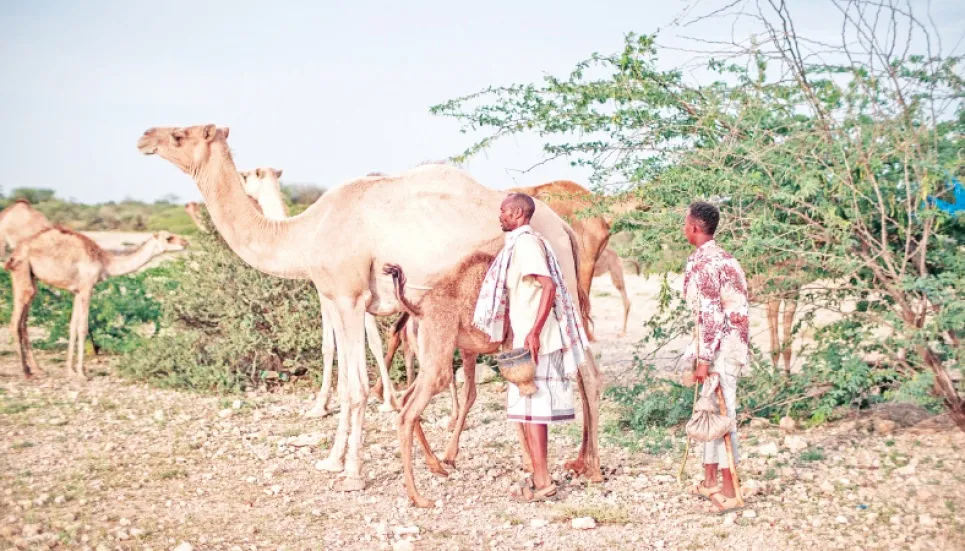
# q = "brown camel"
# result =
<box><xmin>592</xmin><ymin>247</ymin><xmax>640</xmax><ymax>339</ymax></box>
<box><xmin>510</xmin><ymin>180</ymin><xmax>645</xmax><ymax>341</ymax></box>
<box><xmin>5</xmin><ymin>228</ymin><xmax>188</xmax><ymax>378</ymax></box>
<box><xmin>137</xmin><ymin>125</ymin><xmax>602</xmax><ymax>502</ymax></box>
<box><xmin>383</xmin><ymin>251</ymin><xmax>519</xmax><ymax>507</ymax></box>
<box><xmin>374</xmin><ymin>313</ymin><xmax>462</xmax><ymax>429</ymax></box>
<box><xmin>747</xmin><ymin>258</ymin><xmax>805</xmax><ymax>376</ymax></box>
<box><xmin>0</xmin><ymin>200</ymin><xmax>51</xmax><ymax>256</ymax></box>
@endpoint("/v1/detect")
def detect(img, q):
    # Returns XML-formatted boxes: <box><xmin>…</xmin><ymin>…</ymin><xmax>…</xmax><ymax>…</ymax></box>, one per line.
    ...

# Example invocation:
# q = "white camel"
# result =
<box><xmin>239</xmin><ymin>167</ymin><xmax>397</xmax><ymax>413</ymax></box>
<box><xmin>137</xmin><ymin>124</ymin><xmax>602</xmax><ymax>502</ymax></box>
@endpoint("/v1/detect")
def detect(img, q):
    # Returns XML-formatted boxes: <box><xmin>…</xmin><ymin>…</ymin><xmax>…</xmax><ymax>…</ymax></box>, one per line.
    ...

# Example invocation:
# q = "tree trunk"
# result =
<box><xmin>921</xmin><ymin>346</ymin><xmax>965</xmax><ymax>432</ymax></box>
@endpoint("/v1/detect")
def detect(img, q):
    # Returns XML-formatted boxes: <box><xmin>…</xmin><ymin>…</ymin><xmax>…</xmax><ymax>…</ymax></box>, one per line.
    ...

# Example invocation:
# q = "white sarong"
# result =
<box><xmin>507</xmin><ymin>350</ymin><xmax>575</xmax><ymax>425</ymax></box>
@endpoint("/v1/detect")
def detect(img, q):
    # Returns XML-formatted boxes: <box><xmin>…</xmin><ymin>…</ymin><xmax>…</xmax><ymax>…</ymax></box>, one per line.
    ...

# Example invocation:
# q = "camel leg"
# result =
<box><xmin>782</xmin><ymin>297</ymin><xmax>798</xmax><ymax>377</ymax></box>
<box><xmin>446</xmin><ymin>375</ymin><xmax>460</xmax><ymax>432</ymax></box>
<box><xmin>66</xmin><ymin>296</ymin><xmax>78</xmax><ymax>376</ymax></box>
<box><xmin>404</xmin><ymin>326</ymin><xmax>416</xmax><ymax>386</ymax></box>
<box><xmin>443</xmin><ymin>352</ymin><xmax>477</xmax><ymax>466</ymax></box>
<box><xmin>72</xmin><ymin>289</ymin><xmax>92</xmax><ymax>380</ymax></box>
<box><xmin>609</xmin><ymin>261</ymin><xmax>631</xmax><ymax>338</ymax></box>
<box><xmin>564</xmin><ymin>350</ymin><xmax>604</xmax><ymax>482</ymax></box>
<box><xmin>766</xmin><ymin>300</ymin><xmax>781</xmax><ymax>369</ymax></box>
<box><xmin>9</xmin><ymin>265</ymin><xmax>40</xmax><ymax>377</ymax></box>
<box><xmin>317</xmin><ymin>300</ymin><xmax>351</xmax><ymax>473</ymax></box>
<box><xmin>364</xmin><ymin>313</ymin><xmax>397</xmax><ymax>412</ymax></box>
<box><xmin>371</xmin><ymin>315</ymin><xmax>406</xmax><ymax>402</ymax></box>
<box><xmin>578</xmin><ymin>260</ymin><xmax>598</xmax><ymax>342</ymax></box>
<box><xmin>398</xmin><ymin>323</ymin><xmax>455</xmax><ymax>507</ymax></box>
<box><xmin>333</xmin><ymin>298</ymin><xmax>369</xmax><ymax>492</ymax></box>
<box><xmin>305</xmin><ymin>294</ymin><xmax>336</xmax><ymax>418</ymax></box>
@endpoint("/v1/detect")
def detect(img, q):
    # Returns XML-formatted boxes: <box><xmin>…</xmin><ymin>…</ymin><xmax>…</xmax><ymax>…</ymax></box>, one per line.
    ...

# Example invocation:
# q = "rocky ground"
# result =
<box><xmin>2</xmin><ymin>273</ymin><xmax>964</xmax><ymax>551</ymax></box>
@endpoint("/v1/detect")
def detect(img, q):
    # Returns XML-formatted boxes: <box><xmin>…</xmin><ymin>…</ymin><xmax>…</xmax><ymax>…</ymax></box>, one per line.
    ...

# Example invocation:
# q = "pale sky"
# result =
<box><xmin>1</xmin><ymin>0</ymin><xmax>962</xmax><ymax>204</ymax></box>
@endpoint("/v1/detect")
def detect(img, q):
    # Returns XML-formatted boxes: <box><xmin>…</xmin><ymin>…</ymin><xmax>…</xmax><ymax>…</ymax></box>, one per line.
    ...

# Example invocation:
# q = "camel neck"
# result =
<box><xmin>193</xmin><ymin>145</ymin><xmax>312</xmax><ymax>280</ymax></box>
<box><xmin>105</xmin><ymin>241</ymin><xmax>160</xmax><ymax>277</ymax></box>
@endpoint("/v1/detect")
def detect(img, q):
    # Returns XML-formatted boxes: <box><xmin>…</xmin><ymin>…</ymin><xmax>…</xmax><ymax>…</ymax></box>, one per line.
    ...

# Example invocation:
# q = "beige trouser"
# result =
<box><xmin>703</xmin><ymin>347</ymin><xmax>743</xmax><ymax>466</ymax></box>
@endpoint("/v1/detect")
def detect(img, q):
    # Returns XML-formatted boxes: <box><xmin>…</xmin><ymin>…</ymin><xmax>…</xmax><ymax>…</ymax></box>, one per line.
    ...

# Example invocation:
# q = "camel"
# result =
<box><xmin>237</xmin><ymin>166</ymin><xmax>398</xmax><ymax>414</ymax></box>
<box><xmin>240</xmin><ymin>168</ymin><xmax>289</xmax><ymax>219</ymax></box>
<box><xmin>509</xmin><ymin>180</ymin><xmax>646</xmax><ymax>341</ymax></box>
<box><xmin>747</xmin><ymin>258</ymin><xmax>805</xmax><ymax>376</ymax></box>
<box><xmin>592</xmin><ymin>247</ymin><xmax>640</xmax><ymax>338</ymax></box>
<box><xmin>137</xmin><ymin>124</ymin><xmax>602</xmax><ymax>501</ymax></box>
<box><xmin>5</xmin><ymin>228</ymin><xmax>188</xmax><ymax>378</ymax></box>
<box><xmin>184</xmin><ymin>202</ymin><xmax>209</xmax><ymax>233</ymax></box>
<box><xmin>0</xmin><ymin>200</ymin><xmax>51</xmax><ymax>256</ymax></box>
<box><xmin>374</xmin><ymin>312</ymin><xmax>463</xmax><ymax>430</ymax></box>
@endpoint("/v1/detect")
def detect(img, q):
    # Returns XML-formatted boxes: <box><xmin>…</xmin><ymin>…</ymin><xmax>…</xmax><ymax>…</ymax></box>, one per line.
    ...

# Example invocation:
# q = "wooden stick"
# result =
<box><xmin>716</xmin><ymin>383</ymin><xmax>745</xmax><ymax>506</ymax></box>
<box><xmin>676</xmin><ymin>383</ymin><xmax>699</xmax><ymax>485</ymax></box>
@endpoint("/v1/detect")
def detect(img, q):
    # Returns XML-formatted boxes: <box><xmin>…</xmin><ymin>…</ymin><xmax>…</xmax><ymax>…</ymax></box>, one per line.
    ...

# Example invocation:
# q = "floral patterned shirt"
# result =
<box><xmin>683</xmin><ymin>240</ymin><xmax>750</xmax><ymax>367</ymax></box>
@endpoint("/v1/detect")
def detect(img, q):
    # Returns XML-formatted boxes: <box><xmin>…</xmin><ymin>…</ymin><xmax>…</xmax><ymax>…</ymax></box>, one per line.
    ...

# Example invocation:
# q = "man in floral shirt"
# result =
<box><xmin>682</xmin><ymin>201</ymin><xmax>750</xmax><ymax>513</ymax></box>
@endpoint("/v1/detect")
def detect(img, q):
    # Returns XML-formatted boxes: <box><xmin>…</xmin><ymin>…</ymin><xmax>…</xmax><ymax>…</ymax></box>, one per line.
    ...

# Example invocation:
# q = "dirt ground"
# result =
<box><xmin>2</xmin><ymin>267</ymin><xmax>964</xmax><ymax>551</ymax></box>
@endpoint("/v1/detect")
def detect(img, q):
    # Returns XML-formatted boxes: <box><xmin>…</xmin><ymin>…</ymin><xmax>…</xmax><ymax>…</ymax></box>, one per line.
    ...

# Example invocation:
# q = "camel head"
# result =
<box><xmin>147</xmin><ymin>230</ymin><xmax>189</xmax><ymax>253</ymax></box>
<box><xmin>184</xmin><ymin>202</ymin><xmax>202</xmax><ymax>216</ymax></box>
<box><xmin>239</xmin><ymin>167</ymin><xmax>283</xmax><ymax>198</ymax></box>
<box><xmin>137</xmin><ymin>125</ymin><xmax>230</xmax><ymax>174</ymax></box>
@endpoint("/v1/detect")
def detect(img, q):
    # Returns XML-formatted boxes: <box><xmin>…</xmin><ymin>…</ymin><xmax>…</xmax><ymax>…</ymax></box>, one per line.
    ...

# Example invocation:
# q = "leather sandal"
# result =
<box><xmin>689</xmin><ymin>482</ymin><xmax>721</xmax><ymax>500</ymax></box>
<box><xmin>707</xmin><ymin>492</ymin><xmax>744</xmax><ymax>514</ymax></box>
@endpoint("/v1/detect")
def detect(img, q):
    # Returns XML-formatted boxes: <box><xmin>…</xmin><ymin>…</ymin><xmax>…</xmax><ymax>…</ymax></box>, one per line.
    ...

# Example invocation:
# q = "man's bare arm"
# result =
<box><xmin>525</xmin><ymin>275</ymin><xmax>557</xmax><ymax>361</ymax></box>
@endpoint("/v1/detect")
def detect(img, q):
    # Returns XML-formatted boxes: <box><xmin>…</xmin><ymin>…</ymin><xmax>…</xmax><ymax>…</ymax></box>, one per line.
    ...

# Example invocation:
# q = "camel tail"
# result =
<box><xmin>563</xmin><ymin>224</ymin><xmax>593</xmax><ymax>335</ymax></box>
<box><xmin>383</xmin><ymin>263</ymin><xmax>422</xmax><ymax>317</ymax></box>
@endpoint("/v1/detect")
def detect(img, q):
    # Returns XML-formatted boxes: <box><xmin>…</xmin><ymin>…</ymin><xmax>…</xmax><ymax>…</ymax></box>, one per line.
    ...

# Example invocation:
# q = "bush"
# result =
<box><xmin>0</xmin><ymin>266</ymin><xmax>173</xmax><ymax>353</ymax></box>
<box><xmin>116</xmin><ymin>210</ymin><xmax>419</xmax><ymax>393</ymax></box>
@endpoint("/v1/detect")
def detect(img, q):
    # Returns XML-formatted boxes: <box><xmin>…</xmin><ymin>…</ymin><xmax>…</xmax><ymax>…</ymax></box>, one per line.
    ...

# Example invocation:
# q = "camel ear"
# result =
<box><xmin>202</xmin><ymin>124</ymin><xmax>218</xmax><ymax>142</ymax></box>
<box><xmin>221</xmin><ymin>127</ymin><xmax>230</xmax><ymax>140</ymax></box>
<box><xmin>273</xmin><ymin>168</ymin><xmax>283</xmax><ymax>179</ymax></box>
<box><xmin>255</xmin><ymin>168</ymin><xmax>264</xmax><ymax>179</ymax></box>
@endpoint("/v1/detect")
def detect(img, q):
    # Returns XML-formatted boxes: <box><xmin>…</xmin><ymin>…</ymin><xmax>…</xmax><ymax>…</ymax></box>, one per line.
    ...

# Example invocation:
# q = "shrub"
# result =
<box><xmin>0</xmin><ymin>266</ymin><xmax>173</xmax><ymax>353</ymax></box>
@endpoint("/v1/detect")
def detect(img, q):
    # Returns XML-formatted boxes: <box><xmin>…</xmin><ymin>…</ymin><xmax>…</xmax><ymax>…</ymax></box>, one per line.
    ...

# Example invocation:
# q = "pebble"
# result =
<box><xmin>873</xmin><ymin>419</ymin><xmax>896</xmax><ymax>434</ymax></box>
<box><xmin>779</xmin><ymin>416</ymin><xmax>796</xmax><ymax>432</ymax></box>
<box><xmin>22</xmin><ymin>524</ymin><xmax>42</xmax><ymax>537</ymax></box>
<box><xmin>154</xmin><ymin>409</ymin><xmax>165</xmax><ymax>422</ymax></box>
<box><xmin>232</xmin><ymin>400</ymin><xmax>242</xmax><ymax>409</ymax></box>
<box><xmin>750</xmin><ymin>418</ymin><xmax>770</xmax><ymax>428</ymax></box>
<box><xmin>783</xmin><ymin>435</ymin><xmax>808</xmax><ymax>453</ymax></box>
<box><xmin>919</xmin><ymin>514</ymin><xmax>936</xmax><ymax>527</ymax></box>
<box><xmin>173</xmin><ymin>543</ymin><xmax>194</xmax><ymax>551</ymax></box>
<box><xmin>836</xmin><ymin>516</ymin><xmax>848</xmax><ymax>524</ymax></box>
<box><xmin>571</xmin><ymin>517</ymin><xmax>596</xmax><ymax>530</ymax></box>
<box><xmin>757</xmin><ymin>443</ymin><xmax>779</xmax><ymax>457</ymax></box>
<box><xmin>530</xmin><ymin>518</ymin><xmax>549</xmax><ymax>528</ymax></box>
<box><xmin>288</xmin><ymin>434</ymin><xmax>323</xmax><ymax>448</ymax></box>
<box><xmin>820</xmin><ymin>481</ymin><xmax>836</xmax><ymax>494</ymax></box>
<box><xmin>723</xmin><ymin>513</ymin><xmax>737</xmax><ymax>526</ymax></box>
<box><xmin>896</xmin><ymin>461</ymin><xmax>917</xmax><ymax>475</ymax></box>
<box><xmin>393</xmin><ymin>526</ymin><xmax>420</xmax><ymax>536</ymax></box>
<box><xmin>218</xmin><ymin>409</ymin><xmax>233</xmax><ymax>418</ymax></box>
<box><xmin>393</xmin><ymin>540</ymin><xmax>415</xmax><ymax>551</ymax></box>
<box><xmin>743</xmin><ymin>510</ymin><xmax>757</xmax><ymax>519</ymax></box>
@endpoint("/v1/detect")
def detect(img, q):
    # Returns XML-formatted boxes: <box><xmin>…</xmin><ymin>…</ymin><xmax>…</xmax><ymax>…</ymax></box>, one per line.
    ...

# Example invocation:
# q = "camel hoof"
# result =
<box><xmin>315</xmin><ymin>457</ymin><xmax>344</xmax><ymax>473</ymax></box>
<box><xmin>617</xmin><ymin>332</ymin><xmax>627</xmax><ymax>339</ymax></box>
<box><xmin>564</xmin><ymin>459</ymin><xmax>586</xmax><ymax>475</ymax></box>
<box><xmin>428</xmin><ymin>464</ymin><xmax>449</xmax><ymax>478</ymax></box>
<box><xmin>588</xmin><ymin>471</ymin><xmax>605</xmax><ymax>483</ymax></box>
<box><xmin>378</xmin><ymin>402</ymin><xmax>396</xmax><ymax>413</ymax></box>
<box><xmin>303</xmin><ymin>407</ymin><xmax>331</xmax><ymax>419</ymax></box>
<box><xmin>446</xmin><ymin>418</ymin><xmax>458</xmax><ymax>432</ymax></box>
<box><xmin>333</xmin><ymin>476</ymin><xmax>366</xmax><ymax>492</ymax></box>
<box><xmin>442</xmin><ymin>457</ymin><xmax>456</xmax><ymax>469</ymax></box>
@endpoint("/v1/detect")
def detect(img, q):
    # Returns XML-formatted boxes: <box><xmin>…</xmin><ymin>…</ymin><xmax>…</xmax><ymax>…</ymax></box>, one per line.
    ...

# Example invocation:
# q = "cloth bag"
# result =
<box><xmin>685</xmin><ymin>374</ymin><xmax>735</xmax><ymax>442</ymax></box>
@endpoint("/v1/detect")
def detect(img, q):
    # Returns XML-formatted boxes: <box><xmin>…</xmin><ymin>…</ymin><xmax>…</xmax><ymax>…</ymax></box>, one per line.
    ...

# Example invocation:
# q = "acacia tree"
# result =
<box><xmin>432</xmin><ymin>0</ymin><xmax>965</xmax><ymax>428</ymax></box>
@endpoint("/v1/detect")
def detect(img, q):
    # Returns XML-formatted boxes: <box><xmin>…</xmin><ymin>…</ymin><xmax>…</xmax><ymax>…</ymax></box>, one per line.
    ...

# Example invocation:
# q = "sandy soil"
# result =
<box><xmin>2</xmin><ymin>265</ymin><xmax>964</xmax><ymax>551</ymax></box>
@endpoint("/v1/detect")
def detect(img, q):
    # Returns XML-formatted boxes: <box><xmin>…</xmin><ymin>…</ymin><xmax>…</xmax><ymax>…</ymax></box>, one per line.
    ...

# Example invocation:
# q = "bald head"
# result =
<box><xmin>505</xmin><ymin>193</ymin><xmax>536</xmax><ymax>220</ymax></box>
<box><xmin>499</xmin><ymin>193</ymin><xmax>537</xmax><ymax>232</ymax></box>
